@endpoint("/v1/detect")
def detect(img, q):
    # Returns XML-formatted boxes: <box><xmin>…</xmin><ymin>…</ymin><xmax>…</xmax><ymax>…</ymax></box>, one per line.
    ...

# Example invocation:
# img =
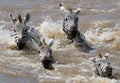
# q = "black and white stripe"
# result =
<box><xmin>13</xmin><ymin>29</ymin><xmax>20</xmax><ymax>44</ymax></box>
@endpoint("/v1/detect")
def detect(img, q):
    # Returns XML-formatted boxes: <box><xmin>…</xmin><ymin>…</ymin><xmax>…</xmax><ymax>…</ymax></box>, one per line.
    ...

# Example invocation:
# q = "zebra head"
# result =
<box><xmin>10</xmin><ymin>13</ymin><xmax>30</xmax><ymax>50</ymax></box>
<box><xmin>12</xmin><ymin>29</ymin><xmax>26</xmax><ymax>50</ymax></box>
<box><xmin>9</xmin><ymin>13</ymin><xmax>30</xmax><ymax>32</ymax></box>
<box><xmin>59</xmin><ymin>3</ymin><xmax>82</xmax><ymax>39</ymax></box>
<box><xmin>38</xmin><ymin>37</ymin><xmax>54</xmax><ymax>70</ymax></box>
<box><xmin>91</xmin><ymin>51</ymin><xmax>112</xmax><ymax>78</ymax></box>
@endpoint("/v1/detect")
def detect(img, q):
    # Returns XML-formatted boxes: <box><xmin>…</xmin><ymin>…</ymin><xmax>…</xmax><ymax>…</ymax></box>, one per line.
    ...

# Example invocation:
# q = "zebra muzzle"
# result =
<box><xmin>102</xmin><ymin>66</ymin><xmax>112</xmax><ymax>77</ymax></box>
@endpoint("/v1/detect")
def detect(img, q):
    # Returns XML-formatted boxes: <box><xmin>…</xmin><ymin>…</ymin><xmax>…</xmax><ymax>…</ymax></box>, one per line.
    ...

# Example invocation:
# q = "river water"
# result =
<box><xmin>0</xmin><ymin>0</ymin><xmax>120</xmax><ymax>83</ymax></box>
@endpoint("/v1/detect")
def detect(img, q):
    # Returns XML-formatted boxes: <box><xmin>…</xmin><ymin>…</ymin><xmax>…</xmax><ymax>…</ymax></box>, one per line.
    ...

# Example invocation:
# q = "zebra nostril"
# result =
<box><xmin>69</xmin><ymin>26</ymin><xmax>77</xmax><ymax>33</ymax></box>
<box><xmin>106</xmin><ymin>66</ymin><xmax>111</xmax><ymax>70</ymax></box>
<box><xmin>70</xmin><ymin>26</ymin><xmax>74</xmax><ymax>31</ymax></box>
<box><xmin>14</xmin><ymin>29</ymin><xmax>16</xmax><ymax>32</ymax></box>
<box><xmin>38</xmin><ymin>51</ymin><xmax>41</xmax><ymax>53</ymax></box>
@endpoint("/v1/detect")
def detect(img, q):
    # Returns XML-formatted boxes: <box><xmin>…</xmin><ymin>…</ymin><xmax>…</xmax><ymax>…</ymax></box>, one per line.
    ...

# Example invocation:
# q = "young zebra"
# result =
<box><xmin>38</xmin><ymin>37</ymin><xmax>55</xmax><ymax>70</ymax></box>
<box><xmin>59</xmin><ymin>4</ymin><xmax>93</xmax><ymax>53</ymax></box>
<box><xmin>91</xmin><ymin>51</ymin><xmax>113</xmax><ymax>78</ymax></box>
<box><xmin>10</xmin><ymin>13</ymin><xmax>42</xmax><ymax>50</ymax></box>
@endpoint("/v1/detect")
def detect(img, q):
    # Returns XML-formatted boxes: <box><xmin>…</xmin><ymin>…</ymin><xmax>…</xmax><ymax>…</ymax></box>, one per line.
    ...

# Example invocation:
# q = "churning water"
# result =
<box><xmin>0</xmin><ymin>0</ymin><xmax>120</xmax><ymax>83</ymax></box>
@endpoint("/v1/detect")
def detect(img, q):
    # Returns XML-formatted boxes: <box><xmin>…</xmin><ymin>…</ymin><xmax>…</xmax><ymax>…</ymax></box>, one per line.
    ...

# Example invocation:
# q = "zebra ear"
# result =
<box><xmin>73</xmin><ymin>7</ymin><xmax>82</xmax><ymax>15</ymax></box>
<box><xmin>18</xmin><ymin>14</ymin><xmax>23</xmax><ymax>23</ymax></box>
<box><xmin>49</xmin><ymin>36</ymin><xmax>54</xmax><ymax>47</ymax></box>
<box><xmin>9</xmin><ymin>13</ymin><xmax>17</xmax><ymax>24</ymax></box>
<box><xmin>105</xmin><ymin>51</ymin><xmax>110</xmax><ymax>60</ymax></box>
<box><xmin>41</xmin><ymin>38</ymin><xmax>47</xmax><ymax>45</ymax></box>
<box><xmin>91</xmin><ymin>57</ymin><xmax>97</xmax><ymax>63</ymax></box>
<box><xmin>59</xmin><ymin>3</ymin><xmax>69</xmax><ymax>14</ymax></box>
<box><xmin>24</xmin><ymin>13</ymin><xmax>30</xmax><ymax>24</ymax></box>
<box><xmin>98</xmin><ymin>53</ymin><xmax>102</xmax><ymax>58</ymax></box>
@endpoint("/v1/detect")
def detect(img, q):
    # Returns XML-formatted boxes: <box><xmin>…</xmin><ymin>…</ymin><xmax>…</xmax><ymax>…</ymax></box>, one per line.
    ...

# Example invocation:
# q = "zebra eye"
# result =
<box><xmin>76</xmin><ymin>17</ymin><xmax>79</xmax><ymax>21</ymax></box>
<box><xmin>38</xmin><ymin>51</ymin><xmax>41</xmax><ymax>53</ymax></box>
<box><xmin>49</xmin><ymin>50</ymin><xmax>52</xmax><ymax>54</ymax></box>
<box><xmin>108</xmin><ymin>62</ymin><xmax>110</xmax><ymax>65</ymax></box>
<box><xmin>65</xmin><ymin>18</ymin><xmax>68</xmax><ymax>21</ymax></box>
<box><xmin>98</xmin><ymin>63</ymin><xmax>101</xmax><ymax>66</ymax></box>
<box><xmin>14</xmin><ymin>29</ymin><xmax>16</xmax><ymax>32</ymax></box>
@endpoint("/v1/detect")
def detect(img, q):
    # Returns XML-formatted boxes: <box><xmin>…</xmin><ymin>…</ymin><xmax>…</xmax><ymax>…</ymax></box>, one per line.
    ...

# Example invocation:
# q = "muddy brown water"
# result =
<box><xmin>0</xmin><ymin>0</ymin><xmax>120</xmax><ymax>83</ymax></box>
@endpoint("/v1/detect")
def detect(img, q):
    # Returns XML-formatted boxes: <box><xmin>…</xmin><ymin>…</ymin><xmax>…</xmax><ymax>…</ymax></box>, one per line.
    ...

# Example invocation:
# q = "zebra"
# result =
<box><xmin>10</xmin><ymin>13</ymin><xmax>42</xmax><ymax>50</ymax></box>
<box><xmin>10</xmin><ymin>13</ymin><xmax>55</xmax><ymax>70</ymax></box>
<box><xmin>59</xmin><ymin>3</ymin><xmax>93</xmax><ymax>53</ymax></box>
<box><xmin>91</xmin><ymin>51</ymin><xmax>113</xmax><ymax>78</ymax></box>
<box><xmin>38</xmin><ymin>37</ymin><xmax>55</xmax><ymax>70</ymax></box>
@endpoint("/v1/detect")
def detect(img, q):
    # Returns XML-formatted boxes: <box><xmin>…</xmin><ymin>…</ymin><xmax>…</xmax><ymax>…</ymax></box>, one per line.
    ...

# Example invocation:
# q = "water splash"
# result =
<box><xmin>37</xmin><ymin>19</ymin><xmax>76</xmax><ymax>51</ymax></box>
<box><xmin>0</xmin><ymin>28</ymin><xmax>14</xmax><ymax>45</ymax></box>
<box><xmin>84</xmin><ymin>21</ymin><xmax>120</xmax><ymax>49</ymax></box>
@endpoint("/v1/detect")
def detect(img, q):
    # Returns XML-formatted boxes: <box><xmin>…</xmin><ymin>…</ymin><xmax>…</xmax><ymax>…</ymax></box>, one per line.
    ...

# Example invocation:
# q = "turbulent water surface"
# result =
<box><xmin>0</xmin><ymin>0</ymin><xmax>120</xmax><ymax>83</ymax></box>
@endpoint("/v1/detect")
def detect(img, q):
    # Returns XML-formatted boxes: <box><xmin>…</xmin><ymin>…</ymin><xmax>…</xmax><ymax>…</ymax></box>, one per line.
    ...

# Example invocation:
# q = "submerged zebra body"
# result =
<box><xmin>59</xmin><ymin>3</ymin><xmax>93</xmax><ymax>52</ymax></box>
<box><xmin>10</xmin><ymin>13</ymin><xmax>42</xmax><ymax>50</ymax></box>
<box><xmin>73</xmin><ymin>31</ymin><xmax>93</xmax><ymax>52</ymax></box>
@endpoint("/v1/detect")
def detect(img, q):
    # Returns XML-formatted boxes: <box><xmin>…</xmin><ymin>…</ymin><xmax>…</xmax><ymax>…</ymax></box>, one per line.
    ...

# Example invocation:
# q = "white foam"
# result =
<box><xmin>90</xmin><ymin>9</ymin><xmax>106</xmax><ymax>13</ymax></box>
<box><xmin>38</xmin><ymin>74</ymin><xmax>61</xmax><ymax>80</ymax></box>
<box><xmin>36</xmin><ymin>20</ymin><xmax>73</xmax><ymax>50</ymax></box>
<box><xmin>0</xmin><ymin>28</ymin><xmax>15</xmax><ymax>45</ymax></box>
<box><xmin>66</xmin><ymin>75</ymin><xmax>119</xmax><ymax>83</ymax></box>
<box><xmin>84</xmin><ymin>21</ymin><xmax>120</xmax><ymax>45</ymax></box>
